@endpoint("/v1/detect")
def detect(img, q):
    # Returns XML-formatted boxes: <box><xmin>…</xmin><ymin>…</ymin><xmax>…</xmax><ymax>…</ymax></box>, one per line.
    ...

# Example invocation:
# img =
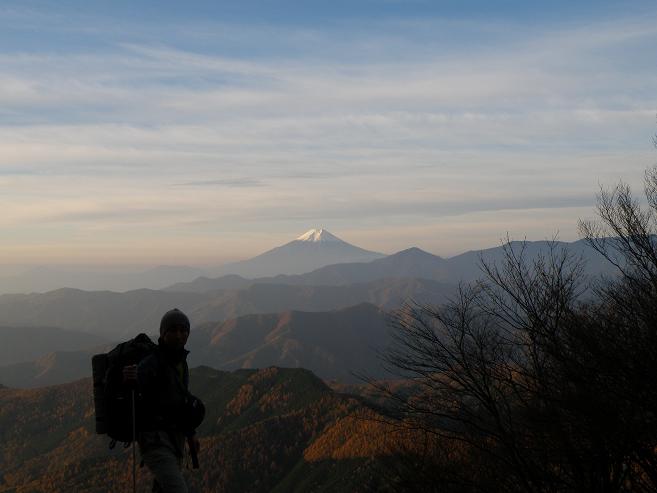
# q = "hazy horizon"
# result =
<box><xmin>0</xmin><ymin>228</ymin><xmax>598</xmax><ymax>275</ymax></box>
<box><xmin>2</xmin><ymin>0</ymin><xmax>656</xmax><ymax>268</ymax></box>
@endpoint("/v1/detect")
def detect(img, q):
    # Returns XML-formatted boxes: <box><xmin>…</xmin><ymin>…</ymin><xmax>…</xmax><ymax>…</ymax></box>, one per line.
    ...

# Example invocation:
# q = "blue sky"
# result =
<box><xmin>1</xmin><ymin>1</ymin><xmax>656</xmax><ymax>268</ymax></box>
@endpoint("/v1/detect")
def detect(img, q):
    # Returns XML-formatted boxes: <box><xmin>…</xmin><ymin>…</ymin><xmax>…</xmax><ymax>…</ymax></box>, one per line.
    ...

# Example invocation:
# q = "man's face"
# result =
<box><xmin>162</xmin><ymin>324</ymin><xmax>189</xmax><ymax>350</ymax></box>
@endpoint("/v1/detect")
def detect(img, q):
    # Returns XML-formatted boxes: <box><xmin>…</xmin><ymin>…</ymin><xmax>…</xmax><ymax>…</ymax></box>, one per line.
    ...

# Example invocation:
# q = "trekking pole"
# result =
<box><xmin>187</xmin><ymin>436</ymin><xmax>199</xmax><ymax>469</ymax></box>
<box><xmin>131</xmin><ymin>388</ymin><xmax>137</xmax><ymax>493</ymax></box>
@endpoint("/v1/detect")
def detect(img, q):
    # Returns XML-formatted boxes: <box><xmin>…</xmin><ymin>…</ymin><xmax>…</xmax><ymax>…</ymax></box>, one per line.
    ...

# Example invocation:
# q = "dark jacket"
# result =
<box><xmin>137</xmin><ymin>344</ymin><xmax>193</xmax><ymax>435</ymax></box>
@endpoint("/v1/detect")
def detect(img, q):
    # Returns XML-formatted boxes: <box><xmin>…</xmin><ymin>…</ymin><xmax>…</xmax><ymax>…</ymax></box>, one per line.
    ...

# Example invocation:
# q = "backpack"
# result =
<box><xmin>92</xmin><ymin>333</ymin><xmax>156</xmax><ymax>445</ymax></box>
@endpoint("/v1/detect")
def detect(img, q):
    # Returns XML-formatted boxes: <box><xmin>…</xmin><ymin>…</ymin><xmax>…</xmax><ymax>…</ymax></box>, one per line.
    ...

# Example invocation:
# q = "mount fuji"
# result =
<box><xmin>211</xmin><ymin>228</ymin><xmax>384</xmax><ymax>278</ymax></box>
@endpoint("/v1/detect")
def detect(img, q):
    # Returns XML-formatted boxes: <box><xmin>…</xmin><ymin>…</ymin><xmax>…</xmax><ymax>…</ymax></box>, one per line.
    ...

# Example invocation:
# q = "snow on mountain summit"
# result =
<box><xmin>208</xmin><ymin>228</ymin><xmax>383</xmax><ymax>277</ymax></box>
<box><xmin>296</xmin><ymin>229</ymin><xmax>342</xmax><ymax>243</ymax></box>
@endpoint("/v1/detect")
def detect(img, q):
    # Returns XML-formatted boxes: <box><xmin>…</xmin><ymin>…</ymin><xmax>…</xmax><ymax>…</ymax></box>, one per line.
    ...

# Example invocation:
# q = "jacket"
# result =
<box><xmin>137</xmin><ymin>344</ymin><xmax>193</xmax><ymax>435</ymax></box>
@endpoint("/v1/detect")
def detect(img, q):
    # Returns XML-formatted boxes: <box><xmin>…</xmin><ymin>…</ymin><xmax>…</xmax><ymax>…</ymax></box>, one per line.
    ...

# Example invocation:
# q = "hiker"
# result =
<box><xmin>123</xmin><ymin>308</ymin><xmax>203</xmax><ymax>493</ymax></box>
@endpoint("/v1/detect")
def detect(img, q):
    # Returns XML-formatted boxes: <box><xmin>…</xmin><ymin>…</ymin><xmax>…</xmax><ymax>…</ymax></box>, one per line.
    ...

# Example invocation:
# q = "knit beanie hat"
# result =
<box><xmin>160</xmin><ymin>308</ymin><xmax>190</xmax><ymax>335</ymax></box>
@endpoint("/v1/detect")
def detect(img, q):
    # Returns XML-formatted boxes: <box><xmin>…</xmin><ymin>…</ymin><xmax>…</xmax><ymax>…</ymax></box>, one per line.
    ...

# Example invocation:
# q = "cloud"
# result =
<box><xmin>0</xmin><ymin>9</ymin><xmax>656</xmax><ymax>263</ymax></box>
<box><xmin>43</xmin><ymin>207</ymin><xmax>189</xmax><ymax>224</ymax></box>
<box><xmin>174</xmin><ymin>178</ymin><xmax>265</xmax><ymax>187</ymax></box>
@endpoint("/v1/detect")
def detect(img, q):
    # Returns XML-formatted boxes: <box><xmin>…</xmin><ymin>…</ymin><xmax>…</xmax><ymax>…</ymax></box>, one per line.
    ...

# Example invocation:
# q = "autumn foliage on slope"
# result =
<box><xmin>0</xmin><ymin>366</ymin><xmax>419</xmax><ymax>493</ymax></box>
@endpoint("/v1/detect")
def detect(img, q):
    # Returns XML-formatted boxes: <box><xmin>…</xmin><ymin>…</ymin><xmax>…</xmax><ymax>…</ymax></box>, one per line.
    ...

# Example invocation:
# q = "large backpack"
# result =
<box><xmin>92</xmin><ymin>333</ymin><xmax>156</xmax><ymax>445</ymax></box>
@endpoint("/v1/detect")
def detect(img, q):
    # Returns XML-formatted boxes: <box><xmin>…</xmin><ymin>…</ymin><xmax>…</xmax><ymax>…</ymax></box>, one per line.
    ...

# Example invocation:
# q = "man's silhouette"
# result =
<box><xmin>124</xmin><ymin>308</ymin><xmax>201</xmax><ymax>493</ymax></box>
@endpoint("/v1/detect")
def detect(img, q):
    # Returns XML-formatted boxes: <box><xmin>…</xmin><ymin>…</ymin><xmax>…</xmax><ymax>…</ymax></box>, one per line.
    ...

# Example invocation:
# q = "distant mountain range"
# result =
<box><xmin>0</xmin><ymin>303</ymin><xmax>398</xmax><ymax>387</ymax></box>
<box><xmin>167</xmin><ymin>239</ymin><xmax>615</xmax><ymax>293</ymax></box>
<box><xmin>0</xmin><ymin>366</ymin><xmax>398</xmax><ymax>492</ymax></box>
<box><xmin>0</xmin><ymin>236</ymin><xmax>620</xmax><ymax>388</ymax></box>
<box><xmin>0</xmin><ymin>277</ymin><xmax>453</xmax><ymax>341</ymax></box>
<box><xmin>0</xmin><ymin>229</ymin><xmax>383</xmax><ymax>295</ymax></box>
<box><xmin>0</xmin><ymin>264</ymin><xmax>206</xmax><ymax>295</ymax></box>
<box><xmin>0</xmin><ymin>288</ymin><xmax>209</xmax><ymax>339</ymax></box>
<box><xmin>0</xmin><ymin>231</ymin><xmax>615</xmax><ymax>296</ymax></box>
<box><xmin>0</xmin><ymin>326</ymin><xmax>108</xmax><ymax>366</ymax></box>
<box><xmin>0</xmin><ymin>349</ymin><xmax>103</xmax><ymax>388</ymax></box>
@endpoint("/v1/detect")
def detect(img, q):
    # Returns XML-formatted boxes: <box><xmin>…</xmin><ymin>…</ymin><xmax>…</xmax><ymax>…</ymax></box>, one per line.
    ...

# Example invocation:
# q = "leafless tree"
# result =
<box><xmin>373</xmin><ymin>169</ymin><xmax>657</xmax><ymax>492</ymax></box>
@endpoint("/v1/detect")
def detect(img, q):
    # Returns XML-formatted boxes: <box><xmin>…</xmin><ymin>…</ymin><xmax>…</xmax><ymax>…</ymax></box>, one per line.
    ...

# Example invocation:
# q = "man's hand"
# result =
<box><xmin>122</xmin><ymin>364</ymin><xmax>138</xmax><ymax>383</ymax></box>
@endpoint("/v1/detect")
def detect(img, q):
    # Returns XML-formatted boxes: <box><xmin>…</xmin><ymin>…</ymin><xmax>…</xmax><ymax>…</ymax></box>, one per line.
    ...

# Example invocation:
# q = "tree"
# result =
<box><xmin>373</xmin><ymin>168</ymin><xmax>657</xmax><ymax>492</ymax></box>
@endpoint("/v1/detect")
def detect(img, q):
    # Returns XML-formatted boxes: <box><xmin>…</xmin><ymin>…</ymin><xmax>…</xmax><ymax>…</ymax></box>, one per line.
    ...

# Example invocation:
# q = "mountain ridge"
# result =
<box><xmin>0</xmin><ymin>229</ymin><xmax>381</xmax><ymax>294</ymax></box>
<box><xmin>0</xmin><ymin>302</ymin><xmax>399</xmax><ymax>387</ymax></box>
<box><xmin>169</xmin><ymin>239</ymin><xmax>614</xmax><ymax>293</ymax></box>
<box><xmin>0</xmin><ymin>277</ymin><xmax>453</xmax><ymax>341</ymax></box>
<box><xmin>0</xmin><ymin>366</ymin><xmax>398</xmax><ymax>492</ymax></box>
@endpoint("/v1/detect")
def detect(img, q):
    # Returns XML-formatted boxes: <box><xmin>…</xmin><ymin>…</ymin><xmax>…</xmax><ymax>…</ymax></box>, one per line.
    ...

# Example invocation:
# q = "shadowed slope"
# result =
<box><xmin>0</xmin><ymin>326</ymin><xmax>108</xmax><ymax>365</ymax></box>
<box><xmin>193</xmin><ymin>303</ymin><xmax>393</xmax><ymax>382</ymax></box>
<box><xmin>0</xmin><ymin>278</ymin><xmax>453</xmax><ymax>343</ymax></box>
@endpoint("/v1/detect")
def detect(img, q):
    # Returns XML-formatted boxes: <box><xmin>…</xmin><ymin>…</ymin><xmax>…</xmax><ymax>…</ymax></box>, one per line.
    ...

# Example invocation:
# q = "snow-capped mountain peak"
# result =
<box><xmin>296</xmin><ymin>228</ymin><xmax>342</xmax><ymax>243</ymax></box>
<box><xmin>208</xmin><ymin>228</ymin><xmax>383</xmax><ymax>277</ymax></box>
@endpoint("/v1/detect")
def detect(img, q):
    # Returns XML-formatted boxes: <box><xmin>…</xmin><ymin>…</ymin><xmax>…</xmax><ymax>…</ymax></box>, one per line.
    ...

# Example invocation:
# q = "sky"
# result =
<box><xmin>1</xmin><ymin>0</ymin><xmax>656</xmax><ymax>269</ymax></box>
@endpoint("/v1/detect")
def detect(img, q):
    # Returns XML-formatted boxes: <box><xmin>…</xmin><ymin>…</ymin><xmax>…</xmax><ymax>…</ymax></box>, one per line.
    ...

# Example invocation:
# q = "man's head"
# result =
<box><xmin>159</xmin><ymin>308</ymin><xmax>190</xmax><ymax>349</ymax></box>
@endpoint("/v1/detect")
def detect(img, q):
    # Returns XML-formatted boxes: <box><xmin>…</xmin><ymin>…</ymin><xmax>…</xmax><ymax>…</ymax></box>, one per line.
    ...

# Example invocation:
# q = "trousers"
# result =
<box><xmin>139</xmin><ymin>431</ymin><xmax>188</xmax><ymax>493</ymax></box>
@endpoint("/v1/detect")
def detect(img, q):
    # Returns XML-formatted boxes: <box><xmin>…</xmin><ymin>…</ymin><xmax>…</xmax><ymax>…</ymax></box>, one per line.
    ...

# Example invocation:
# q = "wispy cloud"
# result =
<box><xmin>174</xmin><ymin>178</ymin><xmax>265</xmax><ymax>187</ymax></box>
<box><xmin>0</xmin><ymin>6</ymin><xmax>656</xmax><ymax>264</ymax></box>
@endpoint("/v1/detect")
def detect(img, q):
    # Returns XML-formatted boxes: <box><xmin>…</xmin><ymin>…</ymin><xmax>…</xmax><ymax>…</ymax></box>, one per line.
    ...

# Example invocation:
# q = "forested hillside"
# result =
<box><xmin>0</xmin><ymin>366</ymin><xmax>404</xmax><ymax>492</ymax></box>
